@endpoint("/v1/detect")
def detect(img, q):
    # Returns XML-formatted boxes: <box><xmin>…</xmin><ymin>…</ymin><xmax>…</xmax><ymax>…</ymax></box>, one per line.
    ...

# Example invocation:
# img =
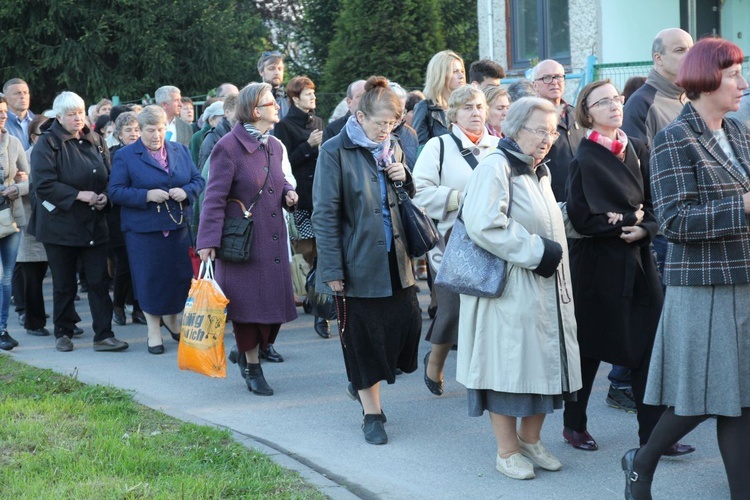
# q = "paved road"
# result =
<box><xmin>5</xmin><ymin>276</ymin><xmax>729</xmax><ymax>499</ymax></box>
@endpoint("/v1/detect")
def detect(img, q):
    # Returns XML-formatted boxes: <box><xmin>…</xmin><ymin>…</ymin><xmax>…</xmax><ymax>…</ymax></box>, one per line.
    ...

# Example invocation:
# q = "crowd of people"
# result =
<box><xmin>1</xmin><ymin>27</ymin><xmax>749</xmax><ymax>499</ymax></box>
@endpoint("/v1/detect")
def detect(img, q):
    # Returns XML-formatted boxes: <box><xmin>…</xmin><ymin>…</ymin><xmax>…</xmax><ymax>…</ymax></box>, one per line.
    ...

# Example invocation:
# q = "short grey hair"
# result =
<box><xmin>137</xmin><ymin>105</ymin><xmax>167</xmax><ymax>129</ymax></box>
<box><xmin>155</xmin><ymin>86</ymin><xmax>181</xmax><ymax>105</ymax></box>
<box><xmin>501</xmin><ymin>97</ymin><xmax>557</xmax><ymax>140</ymax></box>
<box><xmin>235</xmin><ymin>82</ymin><xmax>272</xmax><ymax>123</ymax></box>
<box><xmin>52</xmin><ymin>91</ymin><xmax>86</xmax><ymax>118</ymax></box>
<box><xmin>114</xmin><ymin>112</ymin><xmax>139</xmax><ymax>141</ymax></box>
<box><xmin>388</xmin><ymin>82</ymin><xmax>408</xmax><ymax>101</ymax></box>
<box><xmin>3</xmin><ymin>78</ymin><xmax>27</xmax><ymax>94</ymax></box>
<box><xmin>506</xmin><ymin>79</ymin><xmax>537</xmax><ymax>102</ymax></box>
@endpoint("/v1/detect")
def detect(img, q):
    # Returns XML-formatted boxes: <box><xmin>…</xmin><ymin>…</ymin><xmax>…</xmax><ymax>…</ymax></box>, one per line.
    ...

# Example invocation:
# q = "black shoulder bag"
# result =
<box><xmin>217</xmin><ymin>149</ymin><xmax>271</xmax><ymax>263</ymax></box>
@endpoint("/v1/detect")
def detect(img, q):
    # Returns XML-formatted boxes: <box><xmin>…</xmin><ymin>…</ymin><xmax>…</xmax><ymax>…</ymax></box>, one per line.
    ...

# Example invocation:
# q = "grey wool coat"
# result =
<box><xmin>196</xmin><ymin>123</ymin><xmax>298</xmax><ymax>325</ymax></box>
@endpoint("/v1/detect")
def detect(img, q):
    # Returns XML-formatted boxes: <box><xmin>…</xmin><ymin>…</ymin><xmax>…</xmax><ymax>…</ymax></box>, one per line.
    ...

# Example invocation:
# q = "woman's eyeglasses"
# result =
<box><xmin>589</xmin><ymin>95</ymin><xmax>625</xmax><ymax>109</ymax></box>
<box><xmin>257</xmin><ymin>101</ymin><xmax>278</xmax><ymax>108</ymax></box>
<box><xmin>522</xmin><ymin>126</ymin><xmax>560</xmax><ymax>140</ymax></box>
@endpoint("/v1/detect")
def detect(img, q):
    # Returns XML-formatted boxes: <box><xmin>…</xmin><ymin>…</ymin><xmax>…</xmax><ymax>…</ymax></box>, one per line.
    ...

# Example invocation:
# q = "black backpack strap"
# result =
<box><xmin>437</xmin><ymin>136</ymin><xmax>445</xmax><ymax>181</ymax></box>
<box><xmin>449</xmin><ymin>133</ymin><xmax>479</xmax><ymax>170</ymax></box>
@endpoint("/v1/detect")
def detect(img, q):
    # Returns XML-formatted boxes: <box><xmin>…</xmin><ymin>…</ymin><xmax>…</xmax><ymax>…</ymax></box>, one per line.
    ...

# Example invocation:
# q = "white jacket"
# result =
<box><xmin>412</xmin><ymin>127</ymin><xmax>499</xmax><ymax>270</ymax></box>
<box><xmin>455</xmin><ymin>149</ymin><xmax>582</xmax><ymax>395</ymax></box>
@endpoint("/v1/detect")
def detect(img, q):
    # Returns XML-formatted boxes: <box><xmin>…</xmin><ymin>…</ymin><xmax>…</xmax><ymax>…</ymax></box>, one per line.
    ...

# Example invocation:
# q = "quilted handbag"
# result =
<box><xmin>434</xmin><ymin>166</ymin><xmax>513</xmax><ymax>298</ymax></box>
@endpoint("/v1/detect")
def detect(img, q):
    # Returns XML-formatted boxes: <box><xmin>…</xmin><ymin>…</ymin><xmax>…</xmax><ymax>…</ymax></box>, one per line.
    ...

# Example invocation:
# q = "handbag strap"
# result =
<box><xmin>228</xmin><ymin>148</ymin><xmax>272</xmax><ymax>218</ymax></box>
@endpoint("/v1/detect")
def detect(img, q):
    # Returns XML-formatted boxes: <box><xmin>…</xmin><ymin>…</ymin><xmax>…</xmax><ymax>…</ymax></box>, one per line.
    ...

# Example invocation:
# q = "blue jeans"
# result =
<box><xmin>608</xmin><ymin>364</ymin><xmax>632</xmax><ymax>389</ymax></box>
<box><xmin>0</xmin><ymin>229</ymin><xmax>22</xmax><ymax>329</ymax></box>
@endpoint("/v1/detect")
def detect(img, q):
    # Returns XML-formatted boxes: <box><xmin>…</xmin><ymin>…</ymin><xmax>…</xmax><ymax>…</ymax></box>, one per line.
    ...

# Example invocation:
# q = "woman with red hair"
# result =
<box><xmin>622</xmin><ymin>38</ymin><xmax>750</xmax><ymax>500</ymax></box>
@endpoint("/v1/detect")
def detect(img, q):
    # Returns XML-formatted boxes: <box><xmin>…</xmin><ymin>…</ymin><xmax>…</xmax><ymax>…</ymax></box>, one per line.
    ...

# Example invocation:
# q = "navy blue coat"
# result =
<box><xmin>109</xmin><ymin>139</ymin><xmax>204</xmax><ymax>233</ymax></box>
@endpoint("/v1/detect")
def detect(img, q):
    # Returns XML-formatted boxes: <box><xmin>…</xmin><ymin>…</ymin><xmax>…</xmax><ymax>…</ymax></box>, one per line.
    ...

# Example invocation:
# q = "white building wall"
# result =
<box><xmin>599</xmin><ymin>0</ymin><xmax>681</xmax><ymax>63</ymax></box>
<box><xmin>477</xmin><ymin>0</ymin><xmax>509</xmax><ymax>71</ymax></box>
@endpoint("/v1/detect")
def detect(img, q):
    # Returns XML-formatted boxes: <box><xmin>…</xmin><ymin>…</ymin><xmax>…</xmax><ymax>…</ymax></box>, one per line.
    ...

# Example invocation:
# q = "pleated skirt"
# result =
<box><xmin>644</xmin><ymin>284</ymin><xmax>750</xmax><ymax>416</ymax></box>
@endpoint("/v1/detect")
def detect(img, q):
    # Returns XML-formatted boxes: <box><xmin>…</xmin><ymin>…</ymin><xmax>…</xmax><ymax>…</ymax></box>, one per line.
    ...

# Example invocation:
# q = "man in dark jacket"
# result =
<box><xmin>29</xmin><ymin>91</ymin><xmax>128</xmax><ymax>353</ymax></box>
<box><xmin>322</xmin><ymin>79</ymin><xmax>366</xmax><ymax>143</ymax></box>
<box><xmin>532</xmin><ymin>59</ymin><xmax>585</xmax><ymax>202</ymax></box>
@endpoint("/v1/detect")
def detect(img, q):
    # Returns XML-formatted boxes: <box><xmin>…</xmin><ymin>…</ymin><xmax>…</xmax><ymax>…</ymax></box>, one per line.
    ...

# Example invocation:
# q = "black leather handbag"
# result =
<box><xmin>217</xmin><ymin>155</ymin><xmax>271</xmax><ymax>263</ymax></box>
<box><xmin>393</xmin><ymin>181</ymin><xmax>440</xmax><ymax>258</ymax></box>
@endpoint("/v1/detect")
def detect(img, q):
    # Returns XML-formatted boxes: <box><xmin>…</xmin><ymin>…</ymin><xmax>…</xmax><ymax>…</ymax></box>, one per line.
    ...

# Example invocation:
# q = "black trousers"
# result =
<box><xmin>44</xmin><ymin>243</ymin><xmax>113</xmax><ymax>341</ymax></box>
<box><xmin>563</xmin><ymin>356</ymin><xmax>665</xmax><ymax>444</ymax></box>
<box><xmin>17</xmin><ymin>262</ymin><xmax>48</xmax><ymax>330</ymax></box>
<box><xmin>110</xmin><ymin>245</ymin><xmax>138</xmax><ymax>310</ymax></box>
<box><xmin>12</xmin><ymin>262</ymin><xmax>23</xmax><ymax>312</ymax></box>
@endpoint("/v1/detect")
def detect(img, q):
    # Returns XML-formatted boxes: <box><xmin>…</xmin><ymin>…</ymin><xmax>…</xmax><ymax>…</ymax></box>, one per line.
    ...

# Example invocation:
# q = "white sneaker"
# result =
<box><xmin>495</xmin><ymin>452</ymin><xmax>535</xmax><ymax>480</ymax></box>
<box><xmin>517</xmin><ymin>435</ymin><xmax>562</xmax><ymax>471</ymax></box>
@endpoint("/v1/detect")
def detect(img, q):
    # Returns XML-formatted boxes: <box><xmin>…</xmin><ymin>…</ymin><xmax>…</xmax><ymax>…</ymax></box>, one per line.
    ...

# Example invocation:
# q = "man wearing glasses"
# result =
<box><xmin>257</xmin><ymin>52</ymin><xmax>289</xmax><ymax>121</ymax></box>
<box><xmin>531</xmin><ymin>59</ymin><xmax>585</xmax><ymax>202</ymax></box>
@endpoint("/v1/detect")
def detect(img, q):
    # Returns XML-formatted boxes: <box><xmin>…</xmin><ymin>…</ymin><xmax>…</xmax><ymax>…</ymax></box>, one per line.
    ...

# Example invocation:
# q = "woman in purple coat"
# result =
<box><xmin>197</xmin><ymin>83</ymin><xmax>299</xmax><ymax>396</ymax></box>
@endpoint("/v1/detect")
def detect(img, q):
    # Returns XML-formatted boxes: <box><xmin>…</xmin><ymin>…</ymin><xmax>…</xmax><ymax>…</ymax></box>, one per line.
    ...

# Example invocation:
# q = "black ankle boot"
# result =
<box><xmin>362</xmin><ymin>413</ymin><xmax>387</xmax><ymax>445</ymax></box>
<box><xmin>228</xmin><ymin>345</ymin><xmax>248</xmax><ymax>379</ymax></box>
<box><xmin>245</xmin><ymin>363</ymin><xmax>273</xmax><ymax>396</ymax></box>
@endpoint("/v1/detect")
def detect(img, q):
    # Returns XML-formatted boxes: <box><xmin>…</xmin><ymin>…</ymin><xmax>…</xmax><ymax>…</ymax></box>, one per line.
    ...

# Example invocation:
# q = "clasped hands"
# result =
<box><xmin>147</xmin><ymin>187</ymin><xmax>187</xmax><ymax>204</ymax></box>
<box><xmin>606</xmin><ymin>204</ymin><xmax>646</xmax><ymax>243</ymax></box>
<box><xmin>77</xmin><ymin>190</ymin><xmax>108</xmax><ymax>210</ymax></box>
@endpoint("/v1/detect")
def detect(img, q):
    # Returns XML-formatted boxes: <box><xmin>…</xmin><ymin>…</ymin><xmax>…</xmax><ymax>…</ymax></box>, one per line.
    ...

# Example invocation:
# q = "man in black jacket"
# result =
<box><xmin>322</xmin><ymin>79</ymin><xmax>366</xmax><ymax>143</ymax></box>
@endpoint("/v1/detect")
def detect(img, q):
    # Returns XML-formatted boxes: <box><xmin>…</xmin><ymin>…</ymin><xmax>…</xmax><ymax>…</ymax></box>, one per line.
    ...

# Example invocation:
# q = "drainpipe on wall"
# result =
<box><xmin>487</xmin><ymin>0</ymin><xmax>494</xmax><ymax>60</ymax></box>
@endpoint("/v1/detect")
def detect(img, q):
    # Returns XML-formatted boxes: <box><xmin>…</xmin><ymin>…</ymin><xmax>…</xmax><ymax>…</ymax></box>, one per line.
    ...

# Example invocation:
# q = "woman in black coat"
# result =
<box><xmin>562</xmin><ymin>80</ymin><xmax>692</xmax><ymax>455</ymax></box>
<box><xmin>273</xmin><ymin>76</ymin><xmax>327</xmax><ymax>338</ymax></box>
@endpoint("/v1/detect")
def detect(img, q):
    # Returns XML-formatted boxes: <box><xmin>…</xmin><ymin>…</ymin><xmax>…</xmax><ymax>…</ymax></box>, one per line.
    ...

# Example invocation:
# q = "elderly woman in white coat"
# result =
<box><xmin>412</xmin><ymin>85</ymin><xmax>499</xmax><ymax>395</ymax></box>
<box><xmin>457</xmin><ymin>97</ymin><xmax>582</xmax><ymax>480</ymax></box>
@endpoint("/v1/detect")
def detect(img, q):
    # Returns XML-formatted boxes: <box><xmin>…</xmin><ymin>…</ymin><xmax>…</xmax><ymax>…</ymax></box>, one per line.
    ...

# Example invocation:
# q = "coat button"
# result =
<box><xmin>272</xmin><ymin>234</ymin><xmax>278</xmax><ymax>240</ymax></box>
<box><xmin>374</xmin><ymin>209</ymin><xmax>381</xmax><ymax>214</ymax></box>
<box><xmin>371</xmin><ymin>176</ymin><xmax>378</xmax><ymax>182</ymax></box>
<box><xmin>274</xmin><ymin>258</ymin><xmax>280</xmax><ymax>263</ymax></box>
<box><xmin>271</xmin><ymin>212</ymin><xmax>277</xmax><ymax>217</ymax></box>
<box><xmin>89</xmin><ymin>240</ymin><xmax>94</xmax><ymax>245</ymax></box>
<box><xmin>93</xmin><ymin>169</ymin><xmax>97</xmax><ymax>173</ymax></box>
<box><xmin>268</xmin><ymin>188</ymin><xmax>274</xmax><ymax>194</ymax></box>
<box><xmin>394</xmin><ymin>234</ymin><xmax>400</xmax><ymax>239</ymax></box>
<box><xmin>91</xmin><ymin>207</ymin><xmax>95</xmax><ymax>210</ymax></box>
<box><xmin>377</xmin><ymin>241</ymin><xmax>384</xmax><ymax>246</ymax></box>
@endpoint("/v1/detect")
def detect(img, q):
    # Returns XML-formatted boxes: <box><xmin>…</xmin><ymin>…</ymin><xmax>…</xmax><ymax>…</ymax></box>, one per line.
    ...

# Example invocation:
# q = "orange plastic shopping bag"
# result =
<box><xmin>178</xmin><ymin>260</ymin><xmax>230</xmax><ymax>378</ymax></box>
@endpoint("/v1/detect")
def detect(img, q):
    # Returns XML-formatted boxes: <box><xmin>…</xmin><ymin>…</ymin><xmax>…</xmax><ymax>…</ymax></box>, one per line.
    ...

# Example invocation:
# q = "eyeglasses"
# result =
<box><xmin>535</xmin><ymin>75</ymin><xmax>565</xmax><ymax>85</ymax></box>
<box><xmin>257</xmin><ymin>101</ymin><xmax>278</xmax><ymax>108</ymax></box>
<box><xmin>366</xmin><ymin>116</ymin><xmax>398</xmax><ymax>131</ymax></box>
<box><xmin>588</xmin><ymin>95</ymin><xmax>625</xmax><ymax>109</ymax></box>
<box><xmin>522</xmin><ymin>126</ymin><xmax>560</xmax><ymax>140</ymax></box>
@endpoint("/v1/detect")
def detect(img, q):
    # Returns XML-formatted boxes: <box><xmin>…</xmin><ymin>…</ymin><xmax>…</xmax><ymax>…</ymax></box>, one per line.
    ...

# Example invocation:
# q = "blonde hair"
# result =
<box><xmin>423</xmin><ymin>50</ymin><xmax>465</xmax><ymax>109</ymax></box>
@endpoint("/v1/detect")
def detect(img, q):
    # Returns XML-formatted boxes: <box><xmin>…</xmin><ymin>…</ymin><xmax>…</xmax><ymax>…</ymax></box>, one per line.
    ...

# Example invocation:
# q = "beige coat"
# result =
<box><xmin>456</xmin><ymin>148</ymin><xmax>582</xmax><ymax>395</ymax></box>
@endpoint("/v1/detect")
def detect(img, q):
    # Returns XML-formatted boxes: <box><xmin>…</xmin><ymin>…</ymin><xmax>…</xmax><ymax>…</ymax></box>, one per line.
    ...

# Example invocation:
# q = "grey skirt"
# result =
<box><xmin>468</xmin><ymin>390</ymin><xmax>563</xmax><ymax>418</ymax></box>
<box><xmin>644</xmin><ymin>284</ymin><xmax>750</xmax><ymax>416</ymax></box>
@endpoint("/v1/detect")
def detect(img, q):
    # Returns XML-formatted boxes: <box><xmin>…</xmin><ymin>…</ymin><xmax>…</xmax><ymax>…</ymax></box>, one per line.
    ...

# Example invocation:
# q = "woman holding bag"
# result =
<box><xmin>313</xmin><ymin>76</ymin><xmax>422</xmax><ymax>445</ymax></box>
<box><xmin>197</xmin><ymin>82</ymin><xmax>298</xmax><ymax>396</ymax></box>
<box><xmin>0</xmin><ymin>97</ymin><xmax>29</xmax><ymax>351</ymax></box>
<box><xmin>412</xmin><ymin>85</ymin><xmax>499</xmax><ymax>395</ymax></box>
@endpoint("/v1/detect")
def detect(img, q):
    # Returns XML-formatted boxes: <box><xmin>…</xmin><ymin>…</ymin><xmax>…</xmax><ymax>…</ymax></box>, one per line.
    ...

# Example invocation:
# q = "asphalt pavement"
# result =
<box><xmin>5</xmin><ymin>276</ymin><xmax>730</xmax><ymax>499</ymax></box>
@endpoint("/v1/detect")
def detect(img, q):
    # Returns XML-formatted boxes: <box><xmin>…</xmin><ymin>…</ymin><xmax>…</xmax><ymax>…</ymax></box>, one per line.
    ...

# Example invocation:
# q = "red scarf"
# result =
<box><xmin>586</xmin><ymin>129</ymin><xmax>628</xmax><ymax>161</ymax></box>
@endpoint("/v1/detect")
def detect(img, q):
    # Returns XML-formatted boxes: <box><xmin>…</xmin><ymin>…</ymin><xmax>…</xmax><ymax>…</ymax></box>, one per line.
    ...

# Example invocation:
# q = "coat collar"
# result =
<box><xmin>230</xmin><ymin>121</ymin><xmax>267</xmax><ymax>155</ymax></box>
<box><xmin>44</xmin><ymin>119</ymin><xmax>99</xmax><ymax>146</ymax></box>
<box><xmin>645</xmin><ymin>68</ymin><xmax>685</xmax><ymax>101</ymax></box>
<box><xmin>497</xmin><ymin>138</ymin><xmax>549</xmax><ymax>180</ymax></box>
<box><xmin>285</xmin><ymin>104</ymin><xmax>315</xmax><ymax>127</ymax></box>
<box><xmin>681</xmin><ymin>102</ymin><xmax>750</xmax><ymax>187</ymax></box>
<box><xmin>131</xmin><ymin>138</ymin><xmax>175</xmax><ymax>172</ymax></box>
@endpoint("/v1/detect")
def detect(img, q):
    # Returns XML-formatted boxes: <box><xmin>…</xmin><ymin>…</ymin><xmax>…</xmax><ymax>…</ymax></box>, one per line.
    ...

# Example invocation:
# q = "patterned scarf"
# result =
<box><xmin>243</xmin><ymin>122</ymin><xmax>270</xmax><ymax>145</ymax></box>
<box><xmin>586</xmin><ymin>129</ymin><xmax>628</xmax><ymax>161</ymax></box>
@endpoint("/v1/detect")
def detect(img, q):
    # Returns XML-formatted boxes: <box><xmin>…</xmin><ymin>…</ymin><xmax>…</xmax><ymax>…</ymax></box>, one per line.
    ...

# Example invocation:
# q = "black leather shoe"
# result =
<box><xmin>147</xmin><ymin>344</ymin><xmax>165</xmax><ymax>355</ymax></box>
<box><xmin>0</xmin><ymin>330</ymin><xmax>18</xmax><ymax>348</ymax></box>
<box><xmin>26</xmin><ymin>327</ymin><xmax>50</xmax><ymax>337</ymax></box>
<box><xmin>259</xmin><ymin>344</ymin><xmax>284</xmax><ymax>363</ymax></box>
<box><xmin>113</xmin><ymin>307</ymin><xmax>126</xmax><ymax>326</ymax></box>
<box><xmin>362</xmin><ymin>413</ymin><xmax>387</xmax><ymax>445</ymax></box>
<box><xmin>563</xmin><ymin>427</ymin><xmax>598</xmax><ymax>451</ymax></box>
<box><xmin>131</xmin><ymin>310</ymin><xmax>147</xmax><ymax>325</ymax></box>
<box><xmin>423</xmin><ymin>351</ymin><xmax>444</xmax><ymax>396</ymax></box>
<box><xmin>160</xmin><ymin>319</ymin><xmax>180</xmax><ymax>341</ymax></box>
<box><xmin>245</xmin><ymin>363</ymin><xmax>273</xmax><ymax>395</ymax></box>
<box><xmin>0</xmin><ymin>336</ymin><xmax>12</xmax><ymax>351</ymax></box>
<box><xmin>314</xmin><ymin>316</ymin><xmax>330</xmax><ymax>339</ymax></box>
<box><xmin>622</xmin><ymin>448</ymin><xmax>653</xmax><ymax>500</ymax></box>
<box><xmin>228</xmin><ymin>345</ymin><xmax>248</xmax><ymax>379</ymax></box>
<box><xmin>663</xmin><ymin>442</ymin><xmax>695</xmax><ymax>457</ymax></box>
<box><xmin>93</xmin><ymin>337</ymin><xmax>129</xmax><ymax>352</ymax></box>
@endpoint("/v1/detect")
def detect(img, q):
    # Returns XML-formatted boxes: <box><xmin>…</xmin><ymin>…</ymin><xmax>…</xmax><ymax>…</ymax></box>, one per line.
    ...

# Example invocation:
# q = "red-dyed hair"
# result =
<box><xmin>676</xmin><ymin>38</ymin><xmax>745</xmax><ymax>100</ymax></box>
<box><xmin>286</xmin><ymin>76</ymin><xmax>315</xmax><ymax>106</ymax></box>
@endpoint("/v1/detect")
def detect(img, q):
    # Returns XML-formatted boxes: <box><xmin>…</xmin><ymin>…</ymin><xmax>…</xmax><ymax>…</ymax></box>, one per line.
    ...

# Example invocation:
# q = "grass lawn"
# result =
<box><xmin>0</xmin><ymin>355</ymin><xmax>327</xmax><ymax>499</ymax></box>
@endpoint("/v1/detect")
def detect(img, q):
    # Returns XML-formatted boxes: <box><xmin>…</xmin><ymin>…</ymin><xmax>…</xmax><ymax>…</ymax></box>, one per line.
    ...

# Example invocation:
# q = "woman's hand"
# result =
<box><xmin>77</xmin><ymin>190</ymin><xmax>99</xmax><ymax>205</ymax></box>
<box><xmin>169</xmin><ymin>187</ymin><xmax>187</xmax><ymax>202</ymax></box>
<box><xmin>326</xmin><ymin>280</ymin><xmax>344</xmax><ymax>293</ymax></box>
<box><xmin>197</xmin><ymin>248</ymin><xmax>215</xmax><ymax>262</ymax></box>
<box><xmin>620</xmin><ymin>225</ymin><xmax>647</xmax><ymax>243</ymax></box>
<box><xmin>605</xmin><ymin>212</ymin><xmax>623</xmax><ymax>225</ymax></box>
<box><xmin>742</xmin><ymin>192</ymin><xmax>750</xmax><ymax>213</ymax></box>
<box><xmin>2</xmin><ymin>185</ymin><xmax>20</xmax><ymax>201</ymax></box>
<box><xmin>307</xmin><ymin>130</ymin><xmax>323</xmax><ymax>147</ymax></box>
<box><xmin>285</xmin><ymin>190</ymin><xmax>298</xmax><ymax>207</ymax></box>
<box><xmin>634</xmin><ymin>204</ymin><xmax>644</xmax><ymax>225</ymax></box>
<box><xmin>13</xmin><ymin>171</ymin><xmax>27</xmax><ymax>184</ymax></box>
<box><xmin>93</xmin><ymin>193</ymin><xmax>108</xmax><ymax>210</ymax></box>
<box><xmin>384</xmin><ymin>162</ymin><xmax>406</xmax><ymax>182</ymax></box>
<box><xmin>146</xmin><ymin>189</ymin><xmax>170</xmax><ymax>203</ymax></box>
